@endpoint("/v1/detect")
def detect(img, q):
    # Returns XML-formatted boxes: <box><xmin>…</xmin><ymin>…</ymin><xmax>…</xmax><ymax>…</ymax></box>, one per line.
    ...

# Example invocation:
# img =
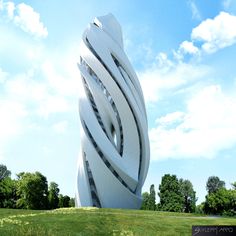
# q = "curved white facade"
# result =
<box><xmin>76</xmin><ymin>14</ymin><xmax>150</xmax><ymax>209</ymax></box>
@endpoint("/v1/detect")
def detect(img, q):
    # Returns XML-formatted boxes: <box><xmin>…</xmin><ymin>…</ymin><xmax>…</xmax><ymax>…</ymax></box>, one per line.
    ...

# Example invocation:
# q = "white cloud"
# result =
<box><xmin>156</xmin><ymin>111</ymin><xmax>185</xmax><ymax>126</ymax></box>
<box><xmin>188</xmin><ymin>0</ymin><xmax>201</xmax><ymax>20</ymax></box>
<box><xmin>179</xmin><ymin>41</ymin><xmax>199</xmax><ymax>55</ymax></box>
<box><xmin>37</xmin><ymin>95</ymin><xmax>70</xmax><ymax>119</ymax></box>
<box><xmin>175</xmin><ymin>11</ymin><xmax>236</xmax><ymax>60</ymax></box>
<box><xmin>14</xmin><ymin>3</ymin><xmax>48</xmax><ymax>38</ymax></box>
<box><xmin>52</xmin><ymin>121</ymin><xmax>68</xmax><ymax>134</ymax></box>
<box><xmin>4</xmin><ymin>1</ymin><xmax>14</xmax><ymax>19</ymax></box>
<box><xmin>139</xmin><ymin>54</ymin><xmax>209</xmax><ymax>103</ymax></box>
<box><xmin>41</xmin><ymin>60</ymin><xmax>79</xmax><ymax>97</ymax></box>
<box><xmin>0</xmin><ymin>1</ymin><xmax>48</xmax><ymax>38</ymax></box>
<box><xmin>0</xmin><ymin>54</ymin><xmax>78</xmax><ymax>159</ymax></box>
<box><xmin>0</xmin><ymin>99</ymin><xmax>27</xmax><ymax>160</ymax></box>
<box><xmin>5</xmin><ymin>73</ymin><xmax>71</xmax><ymax>119</ymax></box>
<box><xmin>4</xmin><ymin>58</ymin><xmax>78</xmax><ymax>119</ymax></box>
<box><xmin>5</xmin><ymin>72</ymin><xmax>45</xmax><ymax>101</ymax></box>
<box><xmin>150</xmin><ymin>85</ymin><xmax>236</xmax><ymax>161</ymax></box>
<box><xmin>155</xmin><ymin>52</ymin><xmax>174</xmax><ymax>69</ymax></box>
<box><xmin>191</xmin><ymin>11</ymin><xmax>236</xmax><ymax>53</ymax></box>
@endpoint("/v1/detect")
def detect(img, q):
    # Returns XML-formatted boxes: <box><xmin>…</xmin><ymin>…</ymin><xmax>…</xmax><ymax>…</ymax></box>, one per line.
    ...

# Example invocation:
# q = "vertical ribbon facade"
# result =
<box><xmin>76</xmin><ymin>14</ymin><xmax>150</xmax><ymax>209</ymax></box>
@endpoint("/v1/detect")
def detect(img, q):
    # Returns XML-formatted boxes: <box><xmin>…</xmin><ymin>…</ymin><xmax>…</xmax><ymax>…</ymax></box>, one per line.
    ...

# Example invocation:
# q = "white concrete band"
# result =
<box><xmin>76</xmin><ymin>14</ymin><xmax>150</xmax><ymax>209</ymax></box>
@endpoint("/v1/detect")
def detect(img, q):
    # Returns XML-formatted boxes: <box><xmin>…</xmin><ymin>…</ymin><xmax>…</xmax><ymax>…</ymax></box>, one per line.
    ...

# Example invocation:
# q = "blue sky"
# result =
<box><xmin>1</xmin><ymin>0</ymin><xmax>236</xmax><ymax>204</ymax></box>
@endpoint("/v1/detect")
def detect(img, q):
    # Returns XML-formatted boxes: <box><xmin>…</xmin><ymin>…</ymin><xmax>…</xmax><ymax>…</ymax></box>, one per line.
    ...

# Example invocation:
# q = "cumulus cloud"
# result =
<box><xmin>175</xmin><ymin>11</ymin><xmax>236</xmax><ymax>59</ymax></box>
<box><xmin>0</xmin><ymin>99</ymin><xmax>27</xmax><ymax>160</ymax></box>
<box><xmin>178</xmin><ymin>41</ymin><xmax>199</xmax><ymax>55</ymax></box>
<box><xmin>14</xmin><ymin>3</ymin><xmax>48</xmax><ymax>38</ymax></box>
<box><xmin>191</xmin><ymin>11</ymin><xmax>236</xmax><ymax>53</ymax></box>
<box><xmin>0</xmin><ymin>58</ymin><xmax>78</xmax><ymax>159</ymax></box>
<box><xmin>41</xmin><ymin>60</ymin><xmax>79</xmax><ymax>97</ymax></box>
<box><xmin>139</xmin><ymin>53</ymin><xmax>210</xmax><ymax>103</ymax></box>
<box><xmin>4</xmin><ymin>69</ymin><xmax>76</xmax><ymax>119</ymax></box>
<box><xmin>156</xmin><ymin>111</ymin><xmax>185</xmax><ymax>126</ymax></box>
<box><xmin>3</xmin><ymin>1</ymin><xmax>14</xmax><ymax>19</ymax></box>
<box><xmin>137</xmin><ymin>11</ymin><xmax>236</xmax><ymax>162</ymax></box>
<box><xmin>149</xmin><ymin>85</ymin><xmax>236</xmax><ymax>161</ymax></box>
<box><xmin>0</xmin><ymin>56</ymin><xmax>79</xmax><ymax>160</ymax></box>
<box><xmin>0</xmin><ymin>1</ymin><xmax>48</xmax><ymax>38</ymax></box>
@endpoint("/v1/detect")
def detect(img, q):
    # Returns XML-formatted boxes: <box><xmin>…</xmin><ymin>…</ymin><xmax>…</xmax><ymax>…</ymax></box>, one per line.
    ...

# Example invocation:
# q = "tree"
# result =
<box><xmin>16</xmin><ymin>172</ymin><xmax>49</xmax><ymax>209</ymax></box>
<box><xmin>58</xmin><ymin>194</ymin><xmax>70</xmax><ymax>208</ymax></box>
<box><xmin>148</xmin><ymin>184</ymin><xmax>156</xmax><ymax>211</ymax></box>
<box><xmin>0</xmin><ymin>165</ymin><xmax>17</xmax><ymax>208</ymax></box>
<box><xmin>204</xmin><ymin>188</ymin><xmax>230</xmax><ymax>215</ymax></box>
<box><xmin>195</xmin><ymin>203</ymin><xmax>205</xmax><ymax>214</ymax></box>
<box><xmin>179</xmin><ymin>178</ymin><xmax>197</xmax><ymax>213</ymax></box>
<box><xmin>203</xmin><ymin>188</ymin><xmax>236</xmax><ymax>216</ymax></box>
<box><xmin>206</xmin><ymin>176</ymin><xmax>225</xmax><ymax>194</ymax></box>
<box><xmin>0</xmin><ymin>164</ymin><xmax>11</xmax><ymax>181</ymax></box>
<box><xmin>227</xmin><ymin>189</ymin><xmax>236</xmax><ymax>216</ymax></box>
<box><xmin>63</xmin><ymin>195</ymin><xmax>70</xmax><ymax>207</ymax></box>
<box><xmin>0</xmin><ymin>177</ymin><xmax>17</xmax><ymax>208</ymax></box>
<box><xmin>69</xmin><ymin>197</ymin><xmax>75</xmax><ymax>207</ymax></box>
<box><xmin>48</xmin><ymin>182</ymin><xmax>60</xmax><ymax>209</ymax></box>
<box><xmin>141</xmin><ymin>192</ymin><xmax>150</xmax><ymax>210</ymax></box>
<box><xmin>158</xmin><ymin>174</ymin><xmax>183</xmax><ymax>212</ymax></box>
<box><xmin>231</xmin><ymin>182</ymin><xmax>236</xmax><ymax>190</ymax></box>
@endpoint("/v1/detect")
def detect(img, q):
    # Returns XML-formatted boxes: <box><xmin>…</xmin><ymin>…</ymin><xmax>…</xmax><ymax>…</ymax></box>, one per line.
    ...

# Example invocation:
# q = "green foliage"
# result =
<box><xmin>231</xmin><ymin>182</ymin><xmax>236</xmax><ymax>190</ymax></box>
<box><xmin>0</xmin><ymin>177</ymin><xmax>17</xmax><ymax>208</ymax></box>
<box><xmin>58</xmin><ymin>194</ymin><xmax>70</xmax><ymax>208</ymax></box>
<box><xmin>142</xmin><ymin>175</ymin><xmax>197</xmax><ymax>213</ymax></box>
<box><xmin>0</xmin><ymin>208</ymin><xmax>236</xmax><ymax>236</ymax></box>
<box><xmin>0</xmin><ymin>164</ymin><xmax>11</xmax><ymax>181</ymax></box>
<box><xmin>206</xmin><ymin>176</ymin><xmax>225</xmax><ymax>194</ymax></box>
<box><xmin>48</xmin><ymin>182</ymin><xmax>60</xmax><ymax>209</ymax></box>
<box><xmin>148</xmin><ymin>184</ymin><xmax>156</xmax><ymax>210</ymax></box>
<box><xmin>179</xmin><ymin>178</ymin><xmax>197</xmax><ymax>213</ymax></box>
<box><xmin>140</xmin><ymin>192</ymin><xmax>149</xmax><ymax>210</ymax></box>
<box><xmin>158</xmin><ymin>174</ymin><xmax>183</xmax><ymax>212</ymax></box>
<box><xmin>69</xmin><ymin>197</ymin><xmax>75</xmax><ymax>207</ymax></box>
<box><xmin>195</xmin><ymin>203</ymin><xmax>205</xmax><ymax>214</ymax></box>
<box><xmin>204</xmin><ymin>188</ymin><xmax>236</xmax><ymax>216</ymax></box>
<box><xmin>203</xmin><ymin>176</ymin><xmax>236</xmax><ymax>216</ymax></box>
<box><xmin>0</xmin><ymin>165</ymin><xmax>16</xmax><ymax>208</ymax></box>
<box><xmin>16</xmin><ymin>172</ymin><xmax>49</xmax><ymax>210</ymax></box>
<box><xmin>0</xmin><ymin>164</ymin><xmax>74</xmax><ymax>211</ymax></box>
<box><xmin>140</xmin><ymin>184</ymin><xmax>156</xmax><ymax>210</ymax></box>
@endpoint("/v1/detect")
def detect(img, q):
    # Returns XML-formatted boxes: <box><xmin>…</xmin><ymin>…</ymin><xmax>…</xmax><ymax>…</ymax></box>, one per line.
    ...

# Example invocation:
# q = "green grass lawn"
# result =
<box><xmin>0</xmin><ymin>207</ymin><xmax>235</xmax><ymax>236</ymax></box>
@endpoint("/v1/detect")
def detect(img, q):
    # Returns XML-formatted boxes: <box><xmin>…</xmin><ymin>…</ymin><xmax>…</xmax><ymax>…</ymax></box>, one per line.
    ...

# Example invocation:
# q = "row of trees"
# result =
<box><xmin>141</xmin><ymin>174</ymin><xmax>196</xmax><ymax>213</ymax></box>
<box><xmin>201</xmin><ymin>176</ymin><xmax>236</xmax><ymax>216</ymax></box>
<box><xmin>0</xmin><ymin>164</ymin><xmax>75</xmax><ymax>210</ymax></box>
<box><xmin>141</xmin><ymin>174</ymin><xmax>236</xmax><ymax>216</ymax></box>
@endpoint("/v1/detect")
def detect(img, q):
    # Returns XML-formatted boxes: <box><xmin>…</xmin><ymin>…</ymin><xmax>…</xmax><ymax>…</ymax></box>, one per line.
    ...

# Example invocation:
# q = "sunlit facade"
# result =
<box><xmin>76</xmin><ymin>14</ymin><xmax>150</xmax><ymax>209</ymax></box>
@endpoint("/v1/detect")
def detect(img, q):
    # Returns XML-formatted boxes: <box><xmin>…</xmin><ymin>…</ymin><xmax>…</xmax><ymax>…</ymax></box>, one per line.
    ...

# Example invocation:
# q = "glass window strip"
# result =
<box><xmin>80</xmin><ymin>57</ymin><xmax>124</xmax><ymax>155</ymax></box>
<box><xmin>84</xmin><ymin>38</ymin><xmax>143</xmax><ymax>184</ymax></box>
<box><xmin>82</xmin><ymin>121</ymin><xmax>135</xmax><ymax>194</ymax></box>
<box><xmin>84</xmin><ymin>154</ymin><xmax>101</xmax><ymax>208</ymax></box>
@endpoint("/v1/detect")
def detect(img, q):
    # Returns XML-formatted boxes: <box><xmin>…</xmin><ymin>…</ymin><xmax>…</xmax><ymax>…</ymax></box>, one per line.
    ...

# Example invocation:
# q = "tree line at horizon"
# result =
<box><xmin>141</xmin><ymin>174</ymin><xmax>236</xmax><ymax>217</ymax></box>
<box><xmin>0</xmin><ymin>164</ymin><xmax>75</xmax><ymax>210</ymax></box>
<box><xmin>1</xmin><ymin>164</ymin><xmax>235</xmax><ymax>216</ymax></box>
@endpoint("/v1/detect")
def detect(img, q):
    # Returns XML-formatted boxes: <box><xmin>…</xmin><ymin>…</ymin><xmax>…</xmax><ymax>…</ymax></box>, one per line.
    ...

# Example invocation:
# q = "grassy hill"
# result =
<box><xmin>0</xmin><ymin>207</ymin><xmax>236</xmax><ymax>236</ymax></box>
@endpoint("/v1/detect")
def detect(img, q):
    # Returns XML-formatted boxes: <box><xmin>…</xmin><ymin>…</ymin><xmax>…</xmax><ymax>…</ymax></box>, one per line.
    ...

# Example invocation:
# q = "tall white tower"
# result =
<box><xmin>76</xmin><ymin>14</ymin><xmax>150</xmax><ymax>209</ymax></box>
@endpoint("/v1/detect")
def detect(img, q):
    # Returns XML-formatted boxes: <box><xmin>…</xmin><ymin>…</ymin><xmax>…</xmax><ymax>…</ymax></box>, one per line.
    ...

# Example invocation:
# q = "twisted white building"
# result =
<box><xmin>76</xmin><ymin>14</ymin><xmax>150</xmax><ymax>209</ymax></box>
